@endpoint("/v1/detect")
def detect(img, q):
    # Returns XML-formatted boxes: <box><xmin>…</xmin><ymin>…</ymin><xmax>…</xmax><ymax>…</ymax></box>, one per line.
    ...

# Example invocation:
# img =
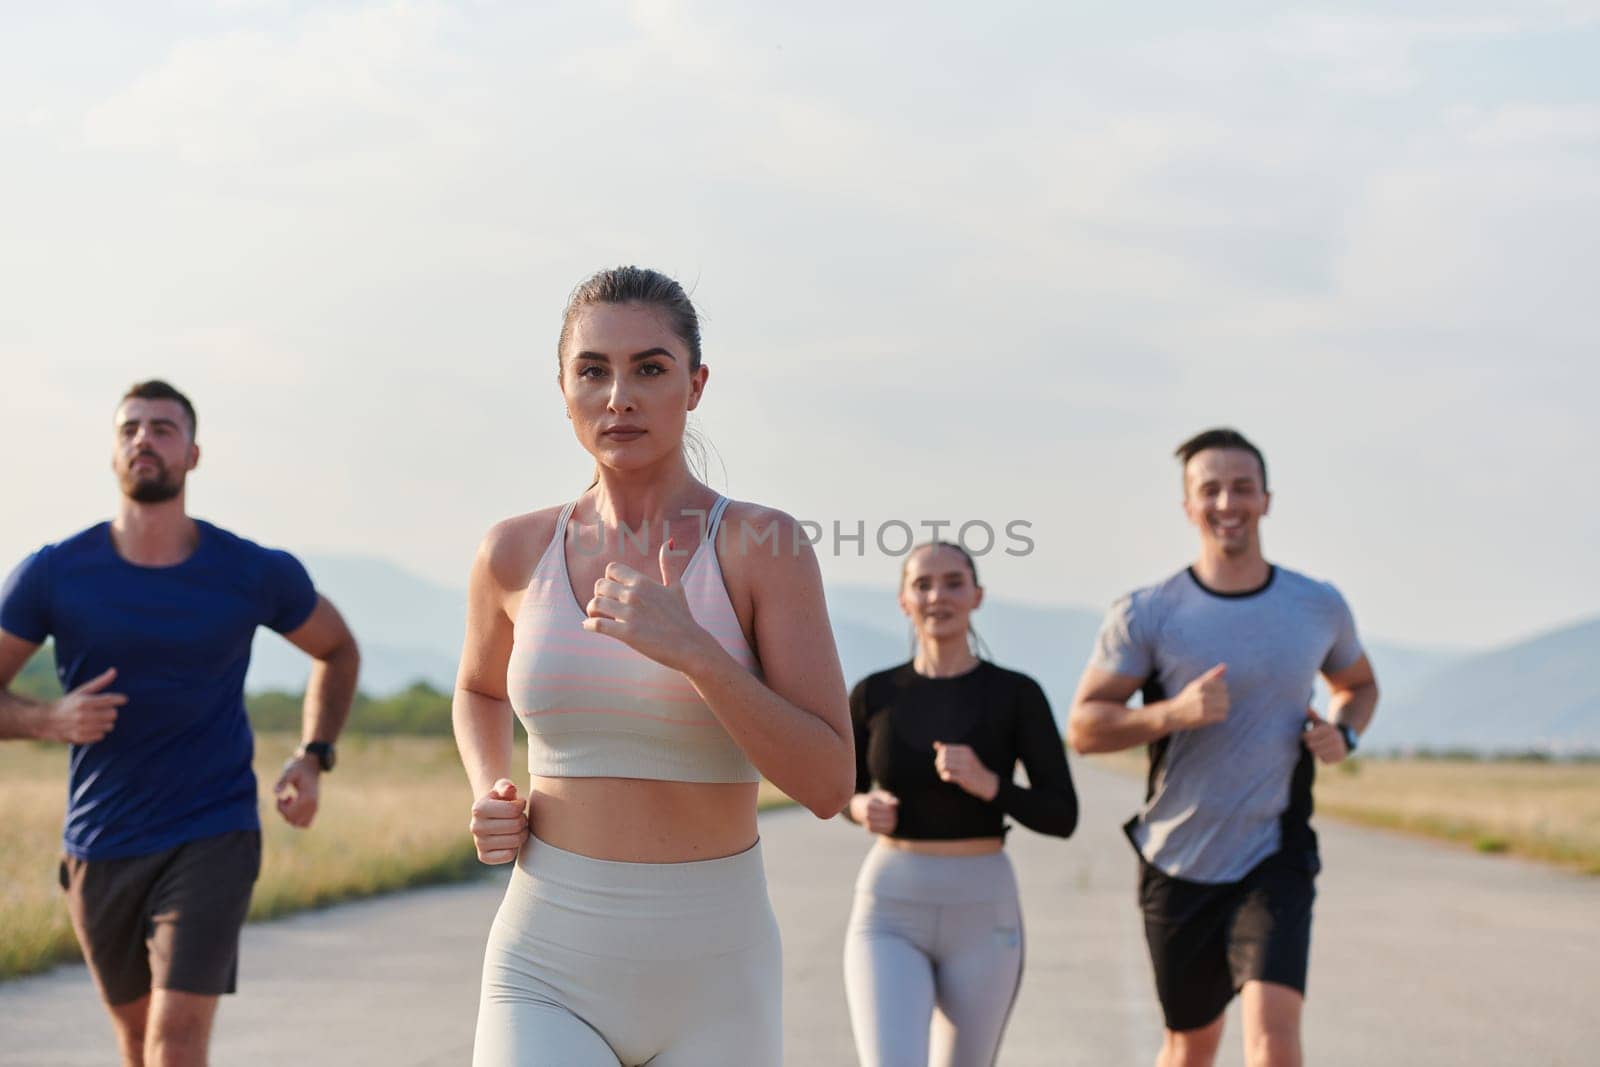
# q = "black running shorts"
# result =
<box><xmin>59</xmin><ymin>829</ymin><xmax>262</xmax><ymax>1005</ymax></box>
<box><xmin>1137</xmin><ymin>850</ymin><xmax>1316</xmax><ymax>1032</ymax></box>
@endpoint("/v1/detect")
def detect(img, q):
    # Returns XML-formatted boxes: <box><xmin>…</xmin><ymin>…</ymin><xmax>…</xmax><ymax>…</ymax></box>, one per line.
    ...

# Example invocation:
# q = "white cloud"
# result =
<box><xmin>1136</xmin><ymin>10</ymin><xmax>1534</xmax><ymax>97</ymax></box>
<box><xmin>83</xmin><ymin>2</ymin><xmax>475</xmax><ymax>170</ymax></box>
<box><xmin>1459</xmin><ymin>104</ymin><xmax>1600</xmax><ymax>149</ymax></box>
<box><xmin>4</xmin><ymin>2</ymin><xmax>1596</xmax><ymax>647</ymax></box>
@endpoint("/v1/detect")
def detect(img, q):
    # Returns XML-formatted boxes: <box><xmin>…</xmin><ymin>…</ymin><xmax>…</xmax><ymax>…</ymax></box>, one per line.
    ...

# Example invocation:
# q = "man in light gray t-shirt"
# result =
<box><xmin>1069</xmin><ymin>428</ymin><xmax>1379</xmax><ymax>1067</ymax></box>
<box><xmin>1092</xmin><ymin>565</ymin><xmax>1363</xmax><ymax>883</ymax></box>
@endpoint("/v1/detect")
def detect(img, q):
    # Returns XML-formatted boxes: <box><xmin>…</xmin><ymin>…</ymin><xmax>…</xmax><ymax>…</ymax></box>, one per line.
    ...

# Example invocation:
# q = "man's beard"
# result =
<box><xmin>120</xmin><ymin>459</ymin><xmax>183</xmax><ymax>503</ymax></box>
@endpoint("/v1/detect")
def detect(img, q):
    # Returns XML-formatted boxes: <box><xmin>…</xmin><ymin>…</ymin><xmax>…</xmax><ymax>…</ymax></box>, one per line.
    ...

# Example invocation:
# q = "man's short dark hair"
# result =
<box><xmin>1174</xmin><ymin>427</ymin><xmax>1267</xmax><ymax>492</ymax></box>
<box><xmin>121</xmin><ymin>380</ymin><xmax>197</xmax><ymax>438</ymax></box>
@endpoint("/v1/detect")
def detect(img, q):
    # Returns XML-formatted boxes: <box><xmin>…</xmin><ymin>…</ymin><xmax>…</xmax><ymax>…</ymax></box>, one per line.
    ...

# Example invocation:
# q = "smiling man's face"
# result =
<box><xmin>1182</xmin><ymin>447</ymin><xmax>1270</xmax><ymax>558</ymax></box>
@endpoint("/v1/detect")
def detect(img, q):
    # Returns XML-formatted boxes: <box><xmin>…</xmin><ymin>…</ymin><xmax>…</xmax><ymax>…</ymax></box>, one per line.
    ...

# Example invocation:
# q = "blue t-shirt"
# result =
<box><xmin>0</xmin><ymin>520</ymin><xmax>318</xmax><ymax>860</ymax></box>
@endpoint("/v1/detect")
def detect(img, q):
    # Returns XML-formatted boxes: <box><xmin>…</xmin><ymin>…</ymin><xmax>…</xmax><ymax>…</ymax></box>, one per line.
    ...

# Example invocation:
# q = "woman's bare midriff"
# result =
<box><xmin>877</xmin><ymin>836</ymin><xmax>1004</xmax><ymax>856</ymax></box>
<box><xmin>527</xmin><ymin>777</ymin><xmax>760</xmax><ymax>863</ymax></box>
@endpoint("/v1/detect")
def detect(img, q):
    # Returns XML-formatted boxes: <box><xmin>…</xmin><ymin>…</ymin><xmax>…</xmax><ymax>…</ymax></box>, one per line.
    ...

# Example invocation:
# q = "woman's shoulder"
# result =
<box><xmin>713</xmin><ymin>498</ymin><xmax>820</xmax><ymax>587</ymax></box>
<box><xmin>851</xmin><ymin>662</ymin><xmax>915</xmax><ymax>709</ymax></box>
<box><xmin>475</xmin><ymin>504</ymin><xmax>570</xmax><ymax>594</ymax></box>
<box><xmin>979</xmin><ymin>661</ymin><xmax>1049</xmax><ymax>703</ymax></box>
<box><xmin>715</xmin><ymin>498</ymin><xmax>805</xmax><ymax>549</ymax></box>
<box><xmin>862</xmin><ymin>661</ymin><xmax>915</xmax><ymax>688</ymax></box>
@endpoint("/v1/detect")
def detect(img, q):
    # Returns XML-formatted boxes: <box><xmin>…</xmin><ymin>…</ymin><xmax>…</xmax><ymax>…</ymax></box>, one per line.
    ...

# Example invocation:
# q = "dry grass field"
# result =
<box><xmin>1</xmin><ymin>734</ymin><xmax>791</xmax><ymax>981</ymax></box>
<box><xmin>1313</xmin><ymin>757</ymin><xmax>1600</xmax><ymax>873</ymax></box>
<box><xmin>10</xmin><ymin>738</ymin><xmax>1590</xmax><ymax>983</ymax></box>
<box><xmin>1090</xmin><ymin>752</ymin><xmax>1600</xmax><ymax>875</ymax></box>
<box><xmin>0</xmin><ymin>742</ymin><xmax>77</xmax><ymax>982</ymax></box>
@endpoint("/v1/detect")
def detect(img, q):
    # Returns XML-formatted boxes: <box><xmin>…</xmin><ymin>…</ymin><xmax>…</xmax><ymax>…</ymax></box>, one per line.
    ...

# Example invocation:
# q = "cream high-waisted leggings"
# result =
<box><xmin>473</xmin><ymin>835</ymin><xmax>782</xmax><ymax>1067</ymax></box>
<box><xmin>843</xmin><ymin>845</ymin><xmax>1025</xmax><ymax>1067</ymax></box>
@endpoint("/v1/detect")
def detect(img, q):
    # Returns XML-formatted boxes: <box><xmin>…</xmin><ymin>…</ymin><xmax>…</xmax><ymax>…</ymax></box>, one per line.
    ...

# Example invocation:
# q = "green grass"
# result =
<box><xmin>1</xmin><ymin>734</ymin><xmax>795</xmax><ymax>981</ymax></box>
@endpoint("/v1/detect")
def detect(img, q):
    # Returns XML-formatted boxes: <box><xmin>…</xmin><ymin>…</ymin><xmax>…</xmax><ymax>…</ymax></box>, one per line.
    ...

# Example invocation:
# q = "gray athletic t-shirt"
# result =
<box><xmin>1090</xmin><ymin>565</ymin><xmax>1363</xmax><ymax>884</ymax></box>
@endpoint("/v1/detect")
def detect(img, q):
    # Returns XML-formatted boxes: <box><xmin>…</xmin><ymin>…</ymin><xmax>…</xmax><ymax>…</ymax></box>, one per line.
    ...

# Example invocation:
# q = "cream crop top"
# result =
<box><xmin>506</xmin><ymin>495</ymin><xmax>762</xmax><ymax>783</ymax></box>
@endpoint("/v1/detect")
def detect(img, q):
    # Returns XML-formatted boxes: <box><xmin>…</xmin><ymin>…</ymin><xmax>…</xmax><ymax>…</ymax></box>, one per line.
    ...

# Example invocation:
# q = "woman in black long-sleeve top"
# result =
<box><xmin>841</xmin><ymin>541</ymin><xmax>1077</xmax><ymax>1067</ymax></box>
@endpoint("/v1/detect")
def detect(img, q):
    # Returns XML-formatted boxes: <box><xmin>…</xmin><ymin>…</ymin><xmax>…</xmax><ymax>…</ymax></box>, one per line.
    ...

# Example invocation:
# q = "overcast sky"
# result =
<box><xmin>2</xmin><ymin>1</ymin><xmax>1596</xmax><ymax>652</ymax></box>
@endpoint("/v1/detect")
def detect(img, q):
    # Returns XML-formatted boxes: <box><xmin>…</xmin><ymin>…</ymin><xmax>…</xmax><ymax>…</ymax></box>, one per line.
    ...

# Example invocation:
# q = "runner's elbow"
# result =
<box><xmin>802</xmin><ymin>769</ymin><xmax>854</xmax><ymax>820</ymax></box>
<box><xmin>1066</xmin><ymin>714</ymin><xmax>1100</xmax><ymax>755</ymax></box>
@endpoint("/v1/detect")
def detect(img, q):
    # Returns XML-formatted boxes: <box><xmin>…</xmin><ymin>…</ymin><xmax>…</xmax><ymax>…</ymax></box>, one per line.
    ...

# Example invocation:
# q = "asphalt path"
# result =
<box><xmin>3</xmin><ymin>762</ymin><xmax>1596</xmax><ymax>1065</ymax></box>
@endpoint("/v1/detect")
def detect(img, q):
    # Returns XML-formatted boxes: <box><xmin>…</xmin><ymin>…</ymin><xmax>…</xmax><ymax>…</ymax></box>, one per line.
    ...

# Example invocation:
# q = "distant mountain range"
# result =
<box><xmin>246</xmin><ymin>555</ymin><xmax>1599</xmax><ymax>752</ymax></box>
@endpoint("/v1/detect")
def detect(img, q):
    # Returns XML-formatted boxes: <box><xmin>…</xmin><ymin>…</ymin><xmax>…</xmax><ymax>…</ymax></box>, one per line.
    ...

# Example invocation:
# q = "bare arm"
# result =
<box><xmin>452</xmin><ymin>523</ymin><xmax>523</xmax><ymax>800</ymax></box>
<box><xmin>271</xmin><ymin>596</ymin><xmax>360</xmax><ymax>828</ymax></box>
<box><xmin>1068</xmin><ymin>668</ymin><xmax>1164</xmax><ymax>754</ymax></box>
<box><xmin>0</xmin><ymin>632</ymin><xmax>47</xmax><ymax>739</ymax></box>
<box><xmin>0</xmin><ymin>632</ymin><xmax>125</xmax><ymax>743</ymax></box>
<box><xmin>1302</xmin><ymin>654</ymin><xmax>1379</xmax><ymax>764</ymax></box>
<box><xmin>1326</xmin><ymin>654</ymin><xmax>1378</xmax><ymax>735</ymax></box>
<box><xmin>0</xmin><ymin>630</ymin><xmax>44</xmax><ymax>739</ymax></box>
<box><xmin>1067</xmin><ymin>663</ymin><xmax>1227</xmax><ymax>755</ymax></box>
<box><xmin>451</xmin><ymin>519</ymin><xmax>536</xmax><ymax>864</ymax></box>
<box><xmin>680</xmin><ymin>521</ymin><xmax>854</xmax><ymax>818</ymax></box>
<box><xmin>281</xmin><ymin>596</ymin><xmax>361</xmax><ymax>747</ymax></box>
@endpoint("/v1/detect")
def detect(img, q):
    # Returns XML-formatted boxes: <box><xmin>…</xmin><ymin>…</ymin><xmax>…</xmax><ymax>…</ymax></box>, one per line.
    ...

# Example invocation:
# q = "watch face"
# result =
<box><xmin>306</xmin><ymin>743</ymin><xmax>335</xmax><ymax>771</ymax></box>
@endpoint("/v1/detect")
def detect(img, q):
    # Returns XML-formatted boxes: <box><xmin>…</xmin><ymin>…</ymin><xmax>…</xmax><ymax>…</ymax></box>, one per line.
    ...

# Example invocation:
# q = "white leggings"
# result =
<box><xmin>473</xmin><ymin>836</ymin><xmax>782</xmax><ymax>1067</ymax></box>
<box><xmin>843</xmin><ymin>845</ymin><xmax>1024</xmax><ymax>1067</ymax></box>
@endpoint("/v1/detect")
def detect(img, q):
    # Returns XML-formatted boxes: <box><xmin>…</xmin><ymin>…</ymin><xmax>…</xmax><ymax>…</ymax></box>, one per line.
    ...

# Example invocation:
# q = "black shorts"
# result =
<box><xmin>59</xmin><ymin>829</ymin><xmax>261</xmax><ymax>1005</ymax></box>
<box><xmin>1137</xmin><ymin>850</ymin><xmax>1316</xmax><ymax>1032</ymax></box>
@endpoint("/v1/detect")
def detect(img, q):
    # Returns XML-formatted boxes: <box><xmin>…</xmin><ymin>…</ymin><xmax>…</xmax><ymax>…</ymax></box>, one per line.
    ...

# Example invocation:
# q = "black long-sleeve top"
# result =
<box><xmin>849</xmin><ymin>661</ymin><xmax>1078</xmax><ymax>841</ymax></box>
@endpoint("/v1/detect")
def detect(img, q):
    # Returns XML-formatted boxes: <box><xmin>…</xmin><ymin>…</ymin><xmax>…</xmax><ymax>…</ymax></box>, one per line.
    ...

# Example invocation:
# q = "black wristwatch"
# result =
<box><xmin>1336</xmin><ymin>724</ymin><xmax>1359</xmax><ymax>754</ymax></box>
<box><xmin>299</xmin><ymin>741</ymin><xmax>337</xmax><ymax>772</ymax></box>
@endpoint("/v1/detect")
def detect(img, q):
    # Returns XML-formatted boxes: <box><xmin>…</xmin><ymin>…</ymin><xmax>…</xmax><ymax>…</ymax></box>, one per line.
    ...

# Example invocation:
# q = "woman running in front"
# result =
<box><xmin>843</xmin><ymin>541</ymin><xmax>1078</xmax><ymax>1067</ymax></box>
<box><xmin>454</xmin><ymin>266</ymin><xmax>854</xmax><ymax>1067</ymax></box>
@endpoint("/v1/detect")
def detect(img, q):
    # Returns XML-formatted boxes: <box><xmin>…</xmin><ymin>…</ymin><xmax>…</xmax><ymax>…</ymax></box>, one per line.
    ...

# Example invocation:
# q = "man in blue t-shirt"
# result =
<box><xmin>1068</xmin><ymin>428</ymin><xmax>1379</xmax><ymax>1067</ymax></box>
<box><xmin>0</xmin><ymin>380</ymin><xmax>361</xmax><ymax>1066</ymax></box>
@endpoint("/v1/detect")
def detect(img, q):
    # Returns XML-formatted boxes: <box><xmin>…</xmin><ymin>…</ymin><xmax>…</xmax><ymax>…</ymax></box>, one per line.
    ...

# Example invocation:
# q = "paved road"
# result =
<box><xmin>4</xmin><ymin>763</ymin><xmax>1596</xmax><ymax>1065</ymax></box>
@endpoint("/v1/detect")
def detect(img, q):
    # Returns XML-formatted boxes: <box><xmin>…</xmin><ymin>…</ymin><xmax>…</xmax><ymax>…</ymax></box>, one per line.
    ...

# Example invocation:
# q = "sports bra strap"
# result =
<box><xmin>554</xmin><ymin>499</ymin><xmax>580</xmax><ymax>535</ymax></box>
<box><xmin>705</xmin><ymin>495</ymin><xmax>733</xmax><ymax>543</ymax></box>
